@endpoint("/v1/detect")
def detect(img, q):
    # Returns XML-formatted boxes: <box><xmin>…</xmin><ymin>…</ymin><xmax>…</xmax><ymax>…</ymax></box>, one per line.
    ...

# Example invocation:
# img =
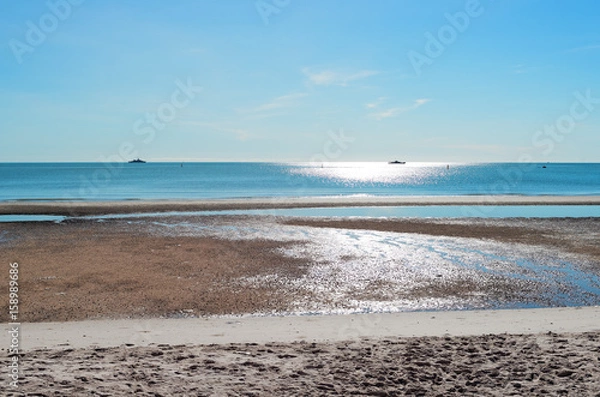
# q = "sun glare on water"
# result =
<box><xmin>291</xmin><ymin>162</ymin><xmax>451</xmax><ymax>186</ymax></box>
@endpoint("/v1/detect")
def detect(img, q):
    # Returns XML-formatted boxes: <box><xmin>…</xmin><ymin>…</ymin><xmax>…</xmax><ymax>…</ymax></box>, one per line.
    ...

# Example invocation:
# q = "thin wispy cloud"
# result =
<box><xmin>302</xmin><ymin>68</ymin><xmax>379</xmax><ymax>87</ymax></box>
<box><xmin>215</xmin><ymin>126</ymin><xmax>250</xmax><ymax>141</ymax></box>
<box><xmin>185</xmin><ymin>47</ymin><xmax>205</xmax><ymax>54</ymax></box>
<box><xmin>365</xmin><ymin>97</ymin><xmax>387</xmax><ymax>109</ymax></box>
<box><xmin>513</xmin><ymin>64</ymin><xmax>539</xmax><ymax>74</ymax></box>
<box><xmin>444</xmin><ymin>143</ymin><xmax>513</xmax><ymax>155</ymax></box>
<box><xmin>252</xmin><ymin>92</ymin><xmax>307</xmax><ymax>112</ymax></box>
<box><xmin>566</xmin><ymin>44</ymin><xmax>600</xmax><ymax>53</ymax></box>
<box><xmin>235</xmin><ymin>92</ymin><xmax>308</xmax><ymax>120</ymax></box>
<box><xmin>370</xmin><ymin>98</ymin><xmax>430</xmax><ymax>120</ymax></box>
<box><xmin>180</xmin><ymin>121</ymin><xmax>252</xmax><ymax>141</ymax></box>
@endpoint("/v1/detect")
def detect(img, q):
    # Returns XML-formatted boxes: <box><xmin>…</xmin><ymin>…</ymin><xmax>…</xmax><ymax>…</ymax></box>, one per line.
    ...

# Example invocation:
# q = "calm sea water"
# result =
<box><xmin>0</xmin><ymin>162</ymin><xmax>599</xmax><ymax>201</ymax></box>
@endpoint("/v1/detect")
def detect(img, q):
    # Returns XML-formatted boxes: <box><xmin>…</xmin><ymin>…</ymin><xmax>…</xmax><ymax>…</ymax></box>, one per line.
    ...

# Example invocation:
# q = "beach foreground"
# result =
<box><xmin>5</xmin><ymin>324</ymin><xmax>600</xmax><ymax>396</ymax></box>
<box><xmin>2</xmin><ymin>209</ymin><xmax>600</xmax><ymax>395</ymax></box>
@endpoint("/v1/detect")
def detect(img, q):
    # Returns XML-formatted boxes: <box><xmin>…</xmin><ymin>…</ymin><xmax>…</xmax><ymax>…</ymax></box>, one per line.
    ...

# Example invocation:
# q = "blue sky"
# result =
<box><xmin>1</xmin><ymin>0</ymin><xmax>599</xmax><ymax>162</ymax></box>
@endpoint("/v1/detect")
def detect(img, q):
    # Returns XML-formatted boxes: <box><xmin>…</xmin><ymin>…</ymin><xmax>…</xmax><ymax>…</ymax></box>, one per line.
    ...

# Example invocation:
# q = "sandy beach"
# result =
<box><xmin>2</xmin><ymin>203</ymin><xmax>600</xmax><ymax>395</ymax></box>
<box><xmin>1</xmin><ymin>195</ymin><xmax>600</xmax><ymax>216</ymax></box>
<box><xmin>4</xmin><ymin>309</ymin><xmax>600</xmax><ymax>396</ymax></box>
<box><xmin>13</xmin><ymin>306</ymin><xmax>600</xmax><ymax>350</ymax></box>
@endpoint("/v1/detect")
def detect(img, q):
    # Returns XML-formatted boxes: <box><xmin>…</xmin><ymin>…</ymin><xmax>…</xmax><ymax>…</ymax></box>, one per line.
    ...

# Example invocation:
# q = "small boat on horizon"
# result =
<box><xmin>388</xmin><ymin>160</ymin><xmax>406</xmax><ymax>164</ymax></box>
<box><xmin>128</xmin><ymin>158</ymin><xmax>146</xmax><ymax>163</ymax></box>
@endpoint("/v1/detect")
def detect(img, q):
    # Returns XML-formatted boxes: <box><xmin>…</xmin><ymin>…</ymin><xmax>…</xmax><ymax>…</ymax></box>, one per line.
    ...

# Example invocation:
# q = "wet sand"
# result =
<box><xmin>1</xmin><ymin>195</ymin><xmax>600</xmax><ymax>216</ymax></box>
<box><xmin>283</xmin><ymin>217</ymin><xmax>600</xmax><ymax>258</ymax></box>
<box><xmin>0</xmin><ymin>219</ymin><xmax>309</xmax><ymax>322</ymax></box>
<box><xmin>2</xmin><ymin>216</ymin><xmax>599</xmax><ymax>322</ymax></box>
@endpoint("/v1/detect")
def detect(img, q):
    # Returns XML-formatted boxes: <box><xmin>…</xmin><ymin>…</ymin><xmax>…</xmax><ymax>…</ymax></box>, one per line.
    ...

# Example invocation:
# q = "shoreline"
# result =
<box><xmin>12</xmin><ymin>306</ymin><xmax>600</xmax><ymax>351</ymax></box>
<box><xmin>2</xmin><ymin>195</ymin><xmax>600</xmax><ymax>216</ymax></box>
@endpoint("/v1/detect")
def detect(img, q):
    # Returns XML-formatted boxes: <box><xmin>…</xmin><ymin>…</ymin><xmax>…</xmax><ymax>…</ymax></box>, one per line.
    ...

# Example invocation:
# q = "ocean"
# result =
<box><xmin>1</xmin><ymin>162</ymin><xmax>599</xmax><ymax>201</ymax></box>
<box><xmin>2</xmin><ymin>163</ymin><xmax>599</xmax><ymax>312</ymax></box>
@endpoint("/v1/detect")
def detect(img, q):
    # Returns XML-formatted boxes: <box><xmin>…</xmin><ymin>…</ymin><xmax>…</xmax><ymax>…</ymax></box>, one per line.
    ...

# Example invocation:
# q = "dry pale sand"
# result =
<box><xmin>2</xmin><ymin>209</ymin><xmax>600</xmax><ymax>396</ymax></box>
<box><xmin>5</xmin><ymin>326</ymin><xmax>600</xmax><ymax>396</ymax></box>
<box><xmin>13</xmin><ymin>306</ymin><xmax>600</xmax><ymax>350</ymax></box>
<box><xmin>1</xmin><ymin>194</ymin><xmax>600</xmax><ymax>216</ymax></box>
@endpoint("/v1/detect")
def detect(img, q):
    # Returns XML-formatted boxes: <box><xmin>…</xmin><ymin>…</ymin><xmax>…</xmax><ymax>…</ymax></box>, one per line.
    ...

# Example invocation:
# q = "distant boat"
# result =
<box><xmin>128</xmin><ymin>158</ymin><xmax>146</xmax><ymax>163</ymax></box>
<box><xmin>388</xmin><ymin>160</ymin><xmax>406</xmax><ymax>164</ymax></box>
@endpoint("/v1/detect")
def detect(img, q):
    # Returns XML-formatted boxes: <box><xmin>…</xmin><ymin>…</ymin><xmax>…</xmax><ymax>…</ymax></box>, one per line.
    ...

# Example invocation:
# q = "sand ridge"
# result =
<box><xmin>2</xmin><ymin>195</ymin><xmax>600</xmax><ymax>216</ymax></box>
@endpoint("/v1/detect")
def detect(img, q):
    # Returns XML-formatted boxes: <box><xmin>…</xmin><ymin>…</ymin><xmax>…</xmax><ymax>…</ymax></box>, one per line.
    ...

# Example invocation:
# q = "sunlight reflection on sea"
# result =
<box><xmin>289</xmin><ymin>162</ymin><xmax>449</xmax><ymax>186</ymax></box>
<box><xmin>144</xmin><ymin>216</ymin><xmax>600</xmax><ymax>315</ymax></box>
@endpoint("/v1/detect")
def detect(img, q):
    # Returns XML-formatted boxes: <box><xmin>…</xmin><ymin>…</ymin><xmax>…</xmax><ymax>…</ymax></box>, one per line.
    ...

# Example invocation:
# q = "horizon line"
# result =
<box><xmin>0</xmin><ymin>160</ymin><xmax>598</xmax><ymax>164</ymax></box>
